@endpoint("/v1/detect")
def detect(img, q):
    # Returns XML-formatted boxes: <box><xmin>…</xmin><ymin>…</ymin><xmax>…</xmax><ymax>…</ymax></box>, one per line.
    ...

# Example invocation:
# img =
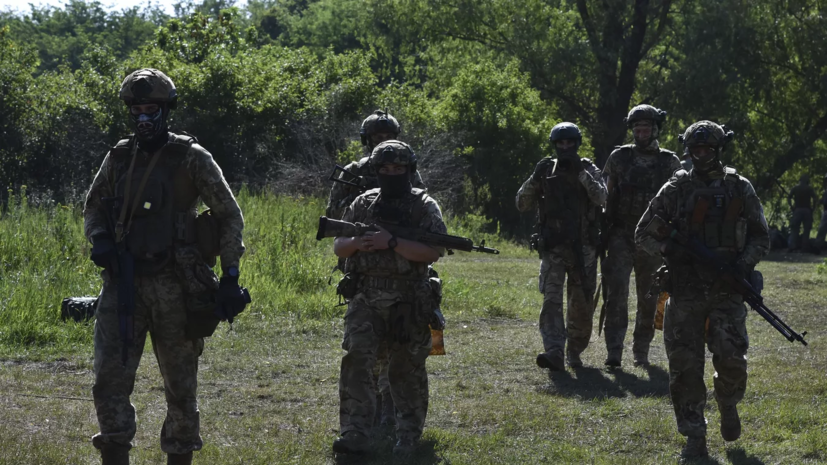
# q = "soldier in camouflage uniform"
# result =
<box><xmin>635</xmin><ymin>121</ymin><xmax>769</xmax><ymax>459</ymax></box>
<box><xmin>331</xmin><ymin>140</ymin><xmax>445</xmax><ymax>456</ymax></box>
<box><xmin>516</xmin><ymin>123</ymin><xmax>607</xmax><ymax>370</ymax></box>
<box><xmin>601</xmin><ymin>105</ymin><xmax>681</xmax><ymax>367</ymax></box>
<box><xmin>787</xmin><ymin>174</ymin><xmax>819</xmax><ymax>251</ymax></box>
<box><xmin>84</xmin><ymin>69</ymin><xmax>249</xmax><ymax>465</ymax></box>
<box><xmin>327</xmin><ymin>110</ymin><xmax>427</xmax><ymax>428</ymax></box>
<box><xmin>815</xmin><ymin>174</ymin><xmax>827</xmax><ymax>249</ymax></box>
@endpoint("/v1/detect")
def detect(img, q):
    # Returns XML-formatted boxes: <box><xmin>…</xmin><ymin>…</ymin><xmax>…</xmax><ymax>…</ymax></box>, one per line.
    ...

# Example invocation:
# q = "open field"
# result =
<box><xmin>1</xmin><ymin>195</ymin><xmax>826</xmax><ymax>464</ymax></box>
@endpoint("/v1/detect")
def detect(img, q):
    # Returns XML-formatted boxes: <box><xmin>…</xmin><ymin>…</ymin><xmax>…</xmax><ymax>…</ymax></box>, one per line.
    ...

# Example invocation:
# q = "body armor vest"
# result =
<box><xmin>538</xmin><ymin>160</ymin><xmax>599</xmax><ymax>246</ymax></box>
<box><xmin>611</xmin><ymin>145</ymin><xmax>676</xmax><ymax>225</ymax></box>
<box><xmin>674</xmin><ymin>168</ymin><xmax>747</xmax><ymax>264</ymax></box>
<box><xmin>346</xmin><ymin>188</ymin><xmax>430</xmax><ymax>279</ymax></box>
<box><xmin>110</xmin><ymin>133</ymin><xmax>200</xmax><ymax>273</ymax></box>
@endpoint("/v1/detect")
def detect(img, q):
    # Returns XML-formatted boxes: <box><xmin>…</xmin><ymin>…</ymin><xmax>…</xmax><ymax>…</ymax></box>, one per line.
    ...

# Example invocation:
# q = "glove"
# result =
<box><xmin>429</xmin><ymin>309</ymin><xmax>446</xmax><ymax>331</ymax></box>
<box><xmin>214</xmin><ymin>275</ymin><xmax>251</xmax><ymax>324</ymax></box>
<box><xmin>90</xmin><ymin>234</ymin><xmax>118</xmax><ymax>270</ymax></box>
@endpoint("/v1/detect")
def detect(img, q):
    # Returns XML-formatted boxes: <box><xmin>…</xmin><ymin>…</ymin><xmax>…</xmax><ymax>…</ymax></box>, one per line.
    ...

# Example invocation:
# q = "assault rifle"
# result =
<box><xmin>329</xmin><ymin>164</ymin><xmax>371</xmax><ymax>192</ymax></box>
<box><xmin>102</xmin><ymin>196</ymin><xmax>136</xmax><ymax>365</ymax></box>
<box><xmin>316</xmin><ymin>216</ymin><xmax>500</xmax><ymax>255</ymax></box>
<box><xmin>643</xmin><ymin>215</ymin><xmax>808</xmax><ymax>346</ymax></box>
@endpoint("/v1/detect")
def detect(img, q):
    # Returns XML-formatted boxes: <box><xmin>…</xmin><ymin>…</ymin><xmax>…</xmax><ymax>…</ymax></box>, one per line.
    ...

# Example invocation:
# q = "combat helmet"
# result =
<box><xmin>370</xmin><ymin>140</ymin><xmax>417</xmax><ymax>171</ymax></box>
<box><xmin>360</xmin><ymin>110</ymin><xmax>401</xmax><ymax>146</ymax></box>
<box><xmin>624</xmin><ymin>104</ymin><xmax>667</xmax><ymax>130</ymax></box>
<box><xmin>679</xmin><ymin>120</ymin><xmax>734</xmax><ymax>171</ymax></box>
<box><xmin>119</xmin><ymin>68</ymin><xmax>178</xmax><ymax>108</ymax></box>
<box><xmin>548</xmin><ymin>122</ymin><xmax>582</xmax><ymax>148</ymax></box>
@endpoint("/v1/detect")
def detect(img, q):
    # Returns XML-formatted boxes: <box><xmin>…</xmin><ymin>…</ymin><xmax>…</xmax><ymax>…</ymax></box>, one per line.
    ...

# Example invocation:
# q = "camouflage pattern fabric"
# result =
<box><xmin>325</xmin><ymin>156</ymin><xmax>425</xmax><ymax>220</ymax></box>
<box><xmin>602</xmin><ymin>145</ymin><xmax>680</xmax><ymax>359</ymax></box>
<box><xmin>635</xmin><ymin>163</ymin><xmax>769</xmax><ymax>439</ymax></box>
<box><xmin>538</xmin><ymin>245</ymin><xmax>598</xmax><ymax>356</ymax></box>
<box><xmin>338</xmin><ymin>188</ymin><xmax>446</xmax><ymax>441</ymax></box>
<box><xmin>84</xmin><ymin>133</ymin><xmax>245</xmax><ymax>268</ymax></box>
<box><xmin>91</xmin><ymin>267</ymin><xmax>204</xmax><ymax>454</ymax></box>
<box><xmin>788</xmin><ymin>207</ymin><xmax>814</xmax><ymax>249</ymax></box>
<box><xmin>515</xmin><ymin>158</ymin><xmax>607</xmax><ymax>224</ymax></box>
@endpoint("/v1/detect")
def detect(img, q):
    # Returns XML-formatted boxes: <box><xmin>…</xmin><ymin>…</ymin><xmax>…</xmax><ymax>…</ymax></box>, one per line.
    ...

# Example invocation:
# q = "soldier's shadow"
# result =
<box><xmin>333</xmin><ymin>437</ymin><xmax>443</xmax><ymax>465</ymax></box>
<box><xmin>726</xmin><ymin>447</ymin><xmax>766</xmax><ymax>465</ymax></box>
<box><xmin>538</xmin><ymin>364</ymin><xmax>670</xmax><ymax>399</ymax></box>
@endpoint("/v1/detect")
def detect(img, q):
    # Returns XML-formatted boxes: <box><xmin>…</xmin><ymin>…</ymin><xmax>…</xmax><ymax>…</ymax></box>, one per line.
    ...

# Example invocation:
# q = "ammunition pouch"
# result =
<box><xmin>184</xmin><ymin>290</ymin><xmax>221</xmax><ymax>339</ymax></box>
<box><xmin>337</xmin><ymin>272</ymin><xmax>361</xmax><ymax>300</ymax></box>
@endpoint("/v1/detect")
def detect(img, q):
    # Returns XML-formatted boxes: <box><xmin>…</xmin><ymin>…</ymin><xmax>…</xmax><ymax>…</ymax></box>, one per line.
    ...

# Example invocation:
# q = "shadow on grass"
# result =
<box><xmin>334</xmin><ymin>437</ymin><xmax>443</xmax><ymax>465</ymax></box>
<box><xmin>762</xmin><ymin>250</ymin><xmax>823</xmax><ymax>263</ymax></box>
<box><xmin>537</xmin><ymin>364</ymin><xmax>670</xmax><ymax>399</ymax></box>
<box><xmin>726</xmin><ymin>447</ymin><xmax>766</xmax><ymax>465</ymax></box>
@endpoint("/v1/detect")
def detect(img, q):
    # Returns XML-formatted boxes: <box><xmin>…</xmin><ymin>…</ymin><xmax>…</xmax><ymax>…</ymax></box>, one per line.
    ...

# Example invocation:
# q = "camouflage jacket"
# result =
<box><xmin>635</xmin><ymin>165</ymin><xmax>769</xmax><ymax>285</ymax></box>
<box><xmin>342</xmin><ymin>187</ymin><xmax>446</xmax><ymax>308</ymax></box>
<box><xmin>83</xmin><ymin>132</ymin><xmax>245</xmax><ymax>268</ymax></box>
<box><xmin>326</xmin><ymin>156</ymin><xmax>425</xmax><ymax>219</ymax></box>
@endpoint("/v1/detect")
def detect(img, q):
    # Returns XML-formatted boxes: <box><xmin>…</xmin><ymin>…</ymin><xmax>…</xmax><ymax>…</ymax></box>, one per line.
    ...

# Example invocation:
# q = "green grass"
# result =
<box><xmin>1</xmin><ymin>193</ymin><xmax>825</xmax><ymax>464</ymax></box>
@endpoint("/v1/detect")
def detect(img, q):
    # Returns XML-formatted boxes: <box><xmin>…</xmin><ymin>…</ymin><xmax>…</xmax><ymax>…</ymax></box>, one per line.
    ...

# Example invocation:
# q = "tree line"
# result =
<box><xmin>1</xmin><ymin>0</ymin><xmax>825</xmax><ymax>235</ymax></box>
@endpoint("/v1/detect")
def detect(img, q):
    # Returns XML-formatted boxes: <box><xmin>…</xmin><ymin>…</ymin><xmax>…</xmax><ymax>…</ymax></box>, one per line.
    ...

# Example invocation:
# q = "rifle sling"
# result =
<box><xmin>116</xmin><ymin>142</ymin><xmax>164</xmax><ymax>244</ymax></box>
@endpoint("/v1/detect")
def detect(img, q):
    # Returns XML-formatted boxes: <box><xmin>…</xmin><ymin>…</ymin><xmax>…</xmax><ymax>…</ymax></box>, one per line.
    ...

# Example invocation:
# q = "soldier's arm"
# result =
<box><xmin>738</xmin><ymin>181</ymin><xmax>771</xmax><ymax>266</ymax></box>
<box><xmin>634</xmin><ymin>182</ymin><xmax>677</xmax><ymax>256</ymax></box>
<box><xmin>83</xmin><ymin>152</ymin><xmax>116</xmax><ymax>242</ymax></box>
<box><xmin>602</xmin><ymin>150</ymin><xmax>619</xmax><ymax>202</ymax></box>
<box><xmin>186</xmin><ymin>144</ymin><xmax>245</xmax><ymax>269</ymax></box>
<box><xmin>669</xmin><ymin>154</ymin><xmax>682</xmax><ymax>176</ymax></box>
<box><xmin>516</xmin><ymin>158</ymin><xmax>550</xmax><ymax>212</ymax></box>
<box><xmin>579</xmin><ymin>162</ymin><xmax>607</xmax><ymax>207</ymax></box>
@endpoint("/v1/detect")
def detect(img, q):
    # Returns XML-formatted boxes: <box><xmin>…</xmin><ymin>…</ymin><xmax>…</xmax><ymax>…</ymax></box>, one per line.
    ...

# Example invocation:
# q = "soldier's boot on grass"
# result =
<box><xmin>719</xmin><ymin>403</ymin><xmax>742</xmax><ymax>441</ymax></box>
<box><xmin>393</xmin><ymin>438</ymin><xmax>418</xmax><ymax>457</ymax></box>
<box><xmin>100</xmin><ymin>444</ymin><xmax>130</xmax><ymax>465</ymax></box>
<box><xmin>604</xmin><ymin>348</ymin><xmax>622</xmax><ymax>368</ymax></box>
<box><xmin>633</xmin><ymin>351</ymin><xmax>649</xmax><ymax>367</ymax></box>
<box><xmin>332</xmin><ymin>431</ymin><xmax>369</xmax><ymax>454</ymax></box>
<box><xmin>566</xmin><ymin>348</ymin><xmax>583</xmax><ymax>368</ymax></box>
<box><xmin>379</xmin><ymin>392</ymin><xmax>396</xmax><ymax>427</ymax></box>
<box><xmin>167</xmin><ymin>452</ymin><xmax>193</xmax><ymax>465</ymax></box>
<box><xmin>681</xmin><ymin>435</ymin><xmax>708</xmax><ymax>460</ymax></box>
<box><xmin>536</xmin><ymin>351</ymin><xmax>565</xmax><ymax>371</ymax></box>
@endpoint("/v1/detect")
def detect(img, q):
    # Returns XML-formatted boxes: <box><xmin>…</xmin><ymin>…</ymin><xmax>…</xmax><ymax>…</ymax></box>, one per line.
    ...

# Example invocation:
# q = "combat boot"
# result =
<box><xmin>681</xmin><ymin>435</ymin><xmax>708</xmax><ymax>460</ymax></box>
<box><xmin>167</xmin><ymin>452</ymin><xmax>193</xmax><ymax>465</ymax></box>
<box><xmin>100</xmin><ymin>444</ymin><xmax>130</xmax><ymax>465</ymax></box>
<box><xmin>393</xmin><ymin>438</ymin><xmax>418</xmax><ymax>457</ymax></box>
<box><xmin>566</xmin><ymin>348</ymin><xmax>583</xmax><ymax>368</ymax></box>
<box><xmin>536</xmin><ymin>351</ymin><xmax>565</xmax><ymax>371</ymax></box>
<box><xmin>604</xmin><ymin>349</ymin><xmax>622</xmax><ymax>368</ymax></box>
<box><xmin>379</xmin><ymin>392</ymin><xmax>396</xmax><ymax>427</ymax></box>
<box><xmin>332</xmin><ymin>431</ymin><xmax>369</xmax><ymax>454</ymax></box>
<box><xmin>633</xmin><ymin>352</ymin><xmax>649</xmax><ymax>367</ymax></box>
<box><xmin>719</xmin><ymin>403</ymin><xmax>742</xmax><ymax>441</ymax></box>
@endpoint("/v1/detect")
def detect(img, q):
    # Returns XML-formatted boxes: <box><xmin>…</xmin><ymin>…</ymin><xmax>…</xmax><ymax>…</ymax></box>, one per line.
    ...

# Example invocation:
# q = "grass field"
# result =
<box><xmin>1</xmin><ymin>193</ymin><xmax>826</xmax><ymax>464</ymax></box>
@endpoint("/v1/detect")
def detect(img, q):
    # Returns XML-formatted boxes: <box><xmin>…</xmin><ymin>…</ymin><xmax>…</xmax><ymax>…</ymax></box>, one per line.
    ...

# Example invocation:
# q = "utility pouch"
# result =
<box><xmin>185</xmin><ymin>290</ymin><xmax>221</xmax><ymax>339</ymax></box>
<box><xmin>392</xmin><ymin>302</ymin><xmax>414</xmax><ymax>344</ymax></box>
<box><xmin>336</xmin><ymin>272</ymin><xmax>360</xmax><ymax>300</ymax></box>
<box><xmin>750</xmin><ymin>270</ymin><xmax>764</xmax><ymax>295</ymax></box>
<box><xmin>195</xmin><ymin>209</ymin><xmax>221</xmax><ymax>268</ymax></box>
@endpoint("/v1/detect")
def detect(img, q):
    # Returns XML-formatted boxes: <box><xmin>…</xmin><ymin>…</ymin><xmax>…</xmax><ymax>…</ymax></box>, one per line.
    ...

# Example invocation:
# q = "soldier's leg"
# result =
<box><xmin>802</xmin><ymin>211</ymin><xmax>814</xmax><ymax>248</ymax></box>
<box><xmin>564</xmin><ymin>246</ymin><xmax>598</xmax><ymax>357</ymax></box>
<box><xmin>538</xmin><ymin>250</ymin><xmax>567</xmax><ymax>358</ymax></box>
<box><xmin>147</xmin><ymin>271</ymin><xmax>204</xmax><ymax>454</ymax></box>
<box><xmin>663</xmin><ymin>295</ymin><xmax>709</xmax><ymax>438</ymax></box>
<box><xmin>631</xmin><ymin>249</ymin><xmax>662</xmax><ymax>362</ymax></box>
<box><xmin>339</xmin><ymin>299</ymin><xmax>383</xmax><ymax>437</ymax></box>
<box><xmin>375</xmin><ymin>341</ymin><xmax>393</xmax><ymax>426</ymax></box>
<box><xmin>92</xmin><ymin>274</ymin><xmax>150</xmax><ymax>451</ymax></box>
<box><xmin>602</xmin><ymin>233</ymin><xmax>635</xmax><ymax>362</ymax></box>
<box><xmin>788</xmin><ymin>209</ymin><xmax>803</xmax><ymax>249</ymax></box>
<box><xmin>388</xmin><ymin>321</ymin><xmax>431</xmax><ymax>442</ymax></box>
<box><xmin>707</xmin><ymin>295</ymin><xmax>749</xmax><ymax>411</ymax></box>
<box><xmin>815</xmin><ymin>211</ymin><xmax>827</xmax><ymax>248</ymax></box>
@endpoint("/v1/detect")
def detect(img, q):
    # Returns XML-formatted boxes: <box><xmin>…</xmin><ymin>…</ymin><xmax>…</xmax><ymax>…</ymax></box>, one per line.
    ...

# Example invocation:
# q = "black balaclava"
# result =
<box><xmin>131</xmin><ymin>105</ymin><xmax>169</xmax><ymax>152</ymax></box>
<box><xmin>378</xmin><ymin>169</ymin><xmax>412</xmax><ymax>199</ymax></box>
<box><xmin>689</xmin><ymin>146</ymin><xmax>721</xmax><ymax>175</ymax></box>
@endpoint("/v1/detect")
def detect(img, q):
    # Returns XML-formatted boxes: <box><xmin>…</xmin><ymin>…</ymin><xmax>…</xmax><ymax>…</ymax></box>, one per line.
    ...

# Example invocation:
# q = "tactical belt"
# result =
<box><xmin>360</xmin><ymin>275</ymin><xmax>427</xmax><ymax>293</ymax></box>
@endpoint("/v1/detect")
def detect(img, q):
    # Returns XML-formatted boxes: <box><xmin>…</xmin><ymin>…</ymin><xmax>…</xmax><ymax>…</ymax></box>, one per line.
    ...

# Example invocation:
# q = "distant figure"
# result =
<box><xmin>787</xmin><ymin>174</ymin><xmax>819</xmax><ymax>250</ymax></box>
<box><xmin>815</xmin><ymin>174</ymin><xmax>827</xmax><ymax>249</ymax></box>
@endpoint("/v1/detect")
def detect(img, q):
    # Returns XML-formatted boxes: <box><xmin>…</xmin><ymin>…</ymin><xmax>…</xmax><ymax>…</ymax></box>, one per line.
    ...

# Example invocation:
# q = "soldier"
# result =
<box><xmin>601</xmin><ymin>105</ymin><xmax>681</xmax><ymax>367</ymax></box>
<box><xmin>787</xmin><ymin>174</ymin><xmax>819</xmax><ymax>251</ymax></box>
<box><xmin>815</xmin><ymin>174</ymin><xmax>827</xmax><ymax>249</ymax></box>
<box><xmin>331</xmin><ymin>140</ymin><xmax>445</xmax><ymax>456</ymax></box>
<box><xmin>516</xmin><ymin>123</ymin><xmax>607</xmax><ymax>370</ymax></box>
<box><xmin>325</xmin><ymin>110</ymin><xmax>425</xmax><ymax>219</ymax></box>
<box><xmin>326</xmin><ymin>110</ymin><xmax>428</xmax><ymax>428</ymax></box>
<box><xmin>635</xmin><ymin>121</ymin><xmax>769</xmax><ymax>459</ymax></box>
<box><xmin>84</xmin><ymin>69</ymin><xmax>249</xmax><ymax>465</ymax></box>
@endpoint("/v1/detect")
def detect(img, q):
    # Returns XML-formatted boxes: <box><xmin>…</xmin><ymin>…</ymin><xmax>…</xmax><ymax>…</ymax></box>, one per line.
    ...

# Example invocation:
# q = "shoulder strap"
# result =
<box><xmin>164</xmin><ymin>133</ymin><xmax>196</xmax><ymax>158</ymax></box>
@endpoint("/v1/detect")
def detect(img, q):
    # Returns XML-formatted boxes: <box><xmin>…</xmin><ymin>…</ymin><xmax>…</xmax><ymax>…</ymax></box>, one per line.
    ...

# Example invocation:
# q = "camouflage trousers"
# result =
<box><xmin>537</xmin><ymin>245</ymin><xmax>598</xmax><ymax>357</ymax></box>
<box><xmin>788</xmin><ymin>207</ymin><xmax>813</xmax><ymax>249</ymax></box>
<box><xmin>340</xmin><ymin>295</ymin><xmax>431</xmax><ymax>441</ymax></box>
<box><xmin>92</xmin><ymin>267</ymin><xmax>204</xmax><ymax>455</ymax></box>
<box><xmin>663</xmin><ymin>291</ymin><xmax>749</xmax><ymax>438</ymax></box>
<box><xmin>602</xmin><ymin>229</ymin><xmax>662</xmax><ymax>357</ymax></box>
